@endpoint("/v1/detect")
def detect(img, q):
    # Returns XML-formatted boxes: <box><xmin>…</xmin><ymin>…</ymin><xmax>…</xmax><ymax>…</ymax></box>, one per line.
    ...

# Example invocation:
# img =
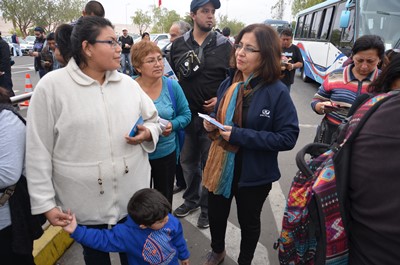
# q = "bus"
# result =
<box><xmin>294</xmin><ymin>0</ymin><xmax>400</xmax><ymax>84</ymax></box>
<box><xmin>263</xmin><ymin>19</ymin><xmax>291</xmax><ymax>33</ymax></box>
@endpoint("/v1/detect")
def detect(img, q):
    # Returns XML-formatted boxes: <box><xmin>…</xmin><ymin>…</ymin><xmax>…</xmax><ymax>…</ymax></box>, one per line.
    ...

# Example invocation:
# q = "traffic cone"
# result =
<box><xmin>20</xmin><ymin>73</ymin><xmax>33</xmax><ymax>107</ymax></box>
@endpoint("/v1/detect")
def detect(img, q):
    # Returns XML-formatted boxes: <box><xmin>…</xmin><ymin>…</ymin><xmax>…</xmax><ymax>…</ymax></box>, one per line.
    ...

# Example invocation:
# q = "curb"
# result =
<box><xmin>33</xmin><ymin>225</ymin><xmax>74</xmax><ymax>265</ymax></box>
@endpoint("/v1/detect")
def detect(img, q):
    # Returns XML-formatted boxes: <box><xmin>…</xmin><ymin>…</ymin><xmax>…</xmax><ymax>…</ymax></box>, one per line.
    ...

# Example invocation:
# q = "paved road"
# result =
<box><xmin>11</xmin><ymin>56</ymin><xmax>322</xmax><ymax>265</ymax></box>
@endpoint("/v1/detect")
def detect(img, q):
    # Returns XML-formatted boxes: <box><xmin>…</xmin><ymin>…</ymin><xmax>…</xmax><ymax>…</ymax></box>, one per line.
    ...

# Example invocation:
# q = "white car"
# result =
<box><xmin>24</xmin><ymin>35</ymin><xmax>36</xmax><ymax>45</ymax></box>
<box><xmin>134</xmin><ymin>33</ymin><xmax>170</xmax><ymax>44</ymax></box>
<box><xmin>151</xmin><ymin>33</ymin><xmax>170</xmax><ymax>44</ymax></box>
<box><xmin>19</xmin><ymin>39</ymin><xmax>34</xmax><ymax>55</ymax></box>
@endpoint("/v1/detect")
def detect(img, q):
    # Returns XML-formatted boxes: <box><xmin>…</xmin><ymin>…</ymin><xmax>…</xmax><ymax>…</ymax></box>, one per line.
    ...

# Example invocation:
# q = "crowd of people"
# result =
<box><xmin>1</xmin><ymin>0</ymin><xmax>400</xmax><ymax>265</ymax></box>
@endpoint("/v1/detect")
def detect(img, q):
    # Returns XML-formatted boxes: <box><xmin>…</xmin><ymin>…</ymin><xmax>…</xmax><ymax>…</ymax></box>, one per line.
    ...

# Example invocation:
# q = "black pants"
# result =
<box><xmin>175</xmin><ymin>158</ymin><xmax>186</xmax><ymax>188</ymax></box>
<box><xmin>82</xmin><ymin>218</ymin><xmax>128</xmax><ymax>265</ymax></box>
<box><xmin>208</xmin><ymin>183</ymin><xmax>272</xmax><ymax>265</ymax></box>
<box><xmin>150</xmin><ymin>151</ymin><xmax>176</xmax><ymax>205</ymax></box>
<box><xmin>0</xmin><ymin>225</ymin><xmax>35</xmax><ymax>265</ymax></box>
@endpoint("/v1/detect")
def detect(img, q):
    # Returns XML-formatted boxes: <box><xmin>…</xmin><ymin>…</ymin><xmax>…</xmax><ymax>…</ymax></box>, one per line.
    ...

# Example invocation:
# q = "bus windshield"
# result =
<box><xmin>358</xmin><ymin>0</ymin><xmax>400</xmax><ymax>49</ymax></box>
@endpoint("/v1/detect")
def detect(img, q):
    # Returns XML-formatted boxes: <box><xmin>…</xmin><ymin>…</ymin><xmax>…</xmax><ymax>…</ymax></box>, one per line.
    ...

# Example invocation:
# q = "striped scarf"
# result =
<box><xmin>203</xmin><ymin>74</ymin><xmax>254</xmax><ymax>198</ymax></box>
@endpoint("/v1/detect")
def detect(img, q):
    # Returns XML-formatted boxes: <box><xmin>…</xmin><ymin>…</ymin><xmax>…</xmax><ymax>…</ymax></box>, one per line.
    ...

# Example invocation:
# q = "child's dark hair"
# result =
<box><xmin>128</xmin><ymin>188</ymin><xmax>171</xmax><ymax>227</ymax></box>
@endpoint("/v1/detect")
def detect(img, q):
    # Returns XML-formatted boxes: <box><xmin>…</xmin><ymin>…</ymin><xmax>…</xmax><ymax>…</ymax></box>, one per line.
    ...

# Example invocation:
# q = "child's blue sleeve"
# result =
<box><xmin>71</xmin><ymin>224</ymin><xmax>127</xmax><ymax>253</ymax></box>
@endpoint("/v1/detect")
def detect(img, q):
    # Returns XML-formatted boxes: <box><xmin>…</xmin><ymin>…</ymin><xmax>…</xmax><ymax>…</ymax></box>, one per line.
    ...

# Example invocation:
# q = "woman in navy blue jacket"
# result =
<box><xmin>202</xmin><ymin>24</ymin><xmax>299</xmax><ymax>265</ymax></box>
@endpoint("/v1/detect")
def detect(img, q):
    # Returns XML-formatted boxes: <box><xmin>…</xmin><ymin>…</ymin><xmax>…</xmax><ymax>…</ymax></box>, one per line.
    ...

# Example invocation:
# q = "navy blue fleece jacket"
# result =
<box><xmin>213</xmin><ymin>75</ymin><xmax>299</xmax><ymax>187</ymax></box>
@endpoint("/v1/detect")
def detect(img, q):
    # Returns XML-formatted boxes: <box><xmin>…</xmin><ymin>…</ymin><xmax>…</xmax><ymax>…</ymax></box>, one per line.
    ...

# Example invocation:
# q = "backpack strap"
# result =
<box><xmin>335</xmin><ymin>90</ymin><xmax>400</xmax><ymax>233</ymax></box>
<box><xmin>197</xmin><ymin>32</ymin><xmax>214</xmax><ymax>61</ymax></box>
<box><xmin>0</xmin><ymin>103</ymin><xmax>26</xmax><ymax>125</ymax></box>
<box><xmin>166</xmin><ymin>78</ymin><xmax>177</xmax><ymax>118</ymax></box>
<box><xmin>0</xmin><ymin>185</ymin><xmax>16</xmax><ymax>206</ymax></box>
<box><xmin>344</xmin><ymin>90</ymin><xmax>400</xmax><ymax>142</ymax></box>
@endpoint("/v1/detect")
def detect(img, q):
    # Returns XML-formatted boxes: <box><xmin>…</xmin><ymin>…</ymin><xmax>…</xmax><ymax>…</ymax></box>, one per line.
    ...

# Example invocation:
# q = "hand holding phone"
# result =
<box><xmin>198</xmin><ymin>113</ymin><xmax>226</xmax><ymax>131</ymax></box>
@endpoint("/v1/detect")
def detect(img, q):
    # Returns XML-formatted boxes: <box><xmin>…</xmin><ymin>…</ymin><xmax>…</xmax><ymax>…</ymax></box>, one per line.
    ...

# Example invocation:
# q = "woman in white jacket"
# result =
<box><xmin>25</xmin><ymin>16</ymin><xmax>161</xmax><ymax>265</ymax></box>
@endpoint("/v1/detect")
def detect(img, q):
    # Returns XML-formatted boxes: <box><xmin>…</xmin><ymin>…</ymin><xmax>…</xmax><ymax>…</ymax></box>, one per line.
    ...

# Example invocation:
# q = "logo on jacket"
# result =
<box><xmin>142</xmin><ymin>228</ymin><xmax>176</xmax><ymax>264</ymax></box>
<box><xmin>260</xmin><ymin>109</ymin><xmax>271</xmax><ymax>118</ymax></box>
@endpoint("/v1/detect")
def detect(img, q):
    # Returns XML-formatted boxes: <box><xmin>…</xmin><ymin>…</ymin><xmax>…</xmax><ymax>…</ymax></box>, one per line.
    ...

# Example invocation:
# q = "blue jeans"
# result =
<box><xmin>179</xmin><ymin>115</ymin><xmax>210</xmax><ymax>214</ymax></box>
<box><xmin>120</xmin><ymin>53</ymin><xmax>133</xmax><ymax>75</ymax></box>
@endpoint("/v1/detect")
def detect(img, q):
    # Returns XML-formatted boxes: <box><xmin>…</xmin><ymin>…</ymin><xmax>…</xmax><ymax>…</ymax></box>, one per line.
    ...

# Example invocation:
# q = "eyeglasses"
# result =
<box><xmin>143</xmin><ymin>57</ymin><xmax>163</xmax><ymax>65</ymax></box>
<box><xmin>94</xmin><ymin>39</ymin><xmax>120</xmax><ymax>49</ymax></box>
<box><xmin>234</xmin><ymin>43</ymin><xmax>260</xmax><ymax>54</ymax></box>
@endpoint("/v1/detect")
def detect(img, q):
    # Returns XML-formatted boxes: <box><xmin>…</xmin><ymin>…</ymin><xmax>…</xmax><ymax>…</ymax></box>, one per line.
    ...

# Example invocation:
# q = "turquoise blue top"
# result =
<box><xmin>135</xmin><ymin>76</ymin><xmax>191</xmax><ymax>160</ymax></box>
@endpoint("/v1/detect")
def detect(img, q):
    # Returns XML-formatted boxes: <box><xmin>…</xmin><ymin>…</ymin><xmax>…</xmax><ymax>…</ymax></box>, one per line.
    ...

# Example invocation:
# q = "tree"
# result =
<box><xmin>272</xmin><ymin>0</ymin><xmax>286</xmax><ymax>20</ymax></box>
<box><xmin>132</xmin><ymin>9</ymin><xmax>152</xmax><ymax>35</ymax></box>
<box><xmin>151</xmin><ymin>5</ymin><xmax>181</xmax><ymax>33</ymax></box>
<box><xmin>291</xmin><ymin>0</ymin><xmax>324</xmax><ymax>18</ymax></box>
<box><xmin>0</xmin><ymin>0</ymin><xmax>84</xmax><ymax>37</ymax></box>
<box><xmin>0</xmin><ymin>0</ymin><xmax>41</xmax><ymax>37</ymax></box>
<box><xmin>217</xmin><ymin>14</ymin><xmax>245</xmax><ymax>37</ymax></box>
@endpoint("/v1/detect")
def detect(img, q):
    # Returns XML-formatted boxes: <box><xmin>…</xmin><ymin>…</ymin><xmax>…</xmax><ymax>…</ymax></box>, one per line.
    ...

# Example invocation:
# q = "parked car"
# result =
<box><xmin>133</xmin><ymin>33</ymin><xmax>170</xmax><ymax>44</ymax></box>
<box><xmin>19</xmin><ymin>39</ymin><xmax>34</xmax><ymax>55</ymax></box>
<box><xmin>24</xmin><ymin>35</ymin><xmax>36</xmax><ymax>45</ymax></box>
<box><xmin>156</xmin><ymin>39</ymin><xmax>170</xmax><ymax>50</ymax></box>
<box><xmin>151</xmin><ymin>33</ymin><xmax>170</xmax><ymax>44</ymax></box>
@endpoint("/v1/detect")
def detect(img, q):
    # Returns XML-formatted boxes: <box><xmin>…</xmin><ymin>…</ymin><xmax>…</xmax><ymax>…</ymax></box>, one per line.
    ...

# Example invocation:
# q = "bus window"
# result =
<box><xmin>320</xmin><ymin>7</ymin><xmax>334</xmax><ymax>39</ymax></box>
<box><xmin>310</xmin><ymin>11</ymin><xmax>322</xmax><ymax>39</ymax></box>
<box><xmin>295</xmin><ymin>16</ymin><xmax>304</xmax><ymax>39</ymax></box>
<box><xmin>330</xmin><ymin>2</ymin><xmax>345</xmax><ymax>48</ymax></box>
<box><xmin>302</xmin><ymin>14</ymin><xmax>312</xmax><ymax>38</ymax></box>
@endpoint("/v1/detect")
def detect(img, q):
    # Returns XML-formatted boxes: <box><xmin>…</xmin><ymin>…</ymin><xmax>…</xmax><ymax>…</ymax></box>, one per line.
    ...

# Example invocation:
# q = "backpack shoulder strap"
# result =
<box><xmin>335</xmin><ymin>90</ymin><xmax>400</xmax><ymax>233</ymax></box>
<box><xmin>166</xmin><ymin>78</ymin><xmax>177</xmax><ymax>117</ymax></box>
<box><xmin>345</xmin><ymin>91</ymin><xmax>400</xmax><ymax>142</ymax></box>
<box><xmin>0</xmin><ymin>104</ymin><xmax>26</xmax><ymax>125</ymax></box>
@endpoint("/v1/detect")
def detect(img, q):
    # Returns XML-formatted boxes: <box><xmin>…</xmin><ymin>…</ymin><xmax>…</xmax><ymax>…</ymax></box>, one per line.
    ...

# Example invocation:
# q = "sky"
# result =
<box><xmin>100</xmin><ymin>0</ymin><xmax>292</xmax><ymax>27</ymax></box>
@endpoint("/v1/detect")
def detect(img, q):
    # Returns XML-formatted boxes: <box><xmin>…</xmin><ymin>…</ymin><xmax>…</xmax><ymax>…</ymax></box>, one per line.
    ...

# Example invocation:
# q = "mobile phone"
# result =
<box><xmin>198</xmin><ymin>113</ymin><xmax>226</xmax><ymax>131</ymax></box>
<box><xmin>129</xmin><ymin>116</ymin><xmax>144</xmax><ymax>137</ymax></box>
<box><xmin>323</xmin><ymin>105</ymin><xmax>339</xmax><ymax>111</ymax></box>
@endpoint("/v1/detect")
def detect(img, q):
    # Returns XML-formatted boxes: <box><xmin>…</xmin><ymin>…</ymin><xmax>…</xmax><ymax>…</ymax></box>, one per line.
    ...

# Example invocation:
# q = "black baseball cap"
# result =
<box><xmin>190</xmin><ymin>0</ymin><xmax>221</xmax><ymax>12</ymax></box>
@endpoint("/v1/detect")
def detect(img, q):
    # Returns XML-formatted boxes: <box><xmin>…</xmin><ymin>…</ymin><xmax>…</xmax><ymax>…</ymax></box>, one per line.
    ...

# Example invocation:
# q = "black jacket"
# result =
<box><xmin>118</xmin><ymin>35</ymin><xmax>134</xmax><ymax>54</ymax></box>
<box><xmin>0</xmin><ymin>37</ymin><xmax>13</xmax><ymax>95</ymax></box>
<box><xmin>170</xmin><ymin>30</ymin><xmax>232</xmax><ymax>114</ymax></box>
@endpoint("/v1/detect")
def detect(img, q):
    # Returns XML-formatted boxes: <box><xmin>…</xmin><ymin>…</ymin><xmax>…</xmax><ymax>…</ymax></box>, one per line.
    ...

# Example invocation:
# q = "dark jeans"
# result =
<box><xmin>38</xmin><ymin>69</ymin><xmax>46</xmax><ymax>78</ymax></box>
<box><xmin>208</xmin><ymin>183</ymin><xmax>272</xmax><ymax>265</ymax></box>
<box><xmin>180</xmin><ymin>115</ymin><xmax>211</xmax><ymax>213</ymax></box>
<box><xmin>150</xmin><ymin>151</ymin><xmax>176</xmax><ymax>205</ymax></box>
<box><xmin>0</xmin><ymin>225</ymin><xmax>35</xmax><ymax>265</ymax></box>
<box><xmin>82</xmin><ymin>218</ymin><xmax>128</xmax><ymax>265</ymax></box>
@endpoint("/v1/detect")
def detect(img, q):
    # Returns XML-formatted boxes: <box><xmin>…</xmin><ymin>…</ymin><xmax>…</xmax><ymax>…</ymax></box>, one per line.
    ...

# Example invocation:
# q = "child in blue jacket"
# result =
<box><xmin>63</xmin><ymin>188</ymin><xmax>190</xmax><ymax>265</ymax></box>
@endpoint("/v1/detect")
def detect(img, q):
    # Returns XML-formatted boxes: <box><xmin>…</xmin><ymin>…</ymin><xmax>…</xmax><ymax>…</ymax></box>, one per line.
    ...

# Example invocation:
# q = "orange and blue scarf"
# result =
<box><xmin>203</xmin><ymin>74</ymin><xmax>254</xmax><ymax>198</ymax></box>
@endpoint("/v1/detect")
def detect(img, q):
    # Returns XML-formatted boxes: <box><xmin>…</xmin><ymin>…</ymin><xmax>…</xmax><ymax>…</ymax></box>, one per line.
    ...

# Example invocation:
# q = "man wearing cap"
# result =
<box><xmin>118</xmin><ymin>28</ymin><xmax>134</xmax><ymax>75</ymax></box>
<box><xmin>169</xmin><ymin>0</ymin><xmax>231</xmax><ymax>230</ymax></box>
<box><xmin>29</xmin><ymin>27</ymin><xmax>46</xmax><ymax>78</ymax></box>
